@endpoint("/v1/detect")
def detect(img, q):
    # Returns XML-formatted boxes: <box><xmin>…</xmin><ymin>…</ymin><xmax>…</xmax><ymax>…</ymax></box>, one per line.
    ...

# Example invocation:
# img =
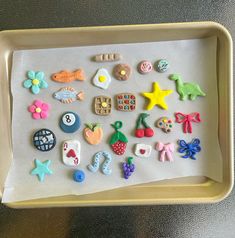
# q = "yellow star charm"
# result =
<box><xmin>142</xmin><ymin>82</ymin><xmax>173</xmax><ymax>110</ymax></box>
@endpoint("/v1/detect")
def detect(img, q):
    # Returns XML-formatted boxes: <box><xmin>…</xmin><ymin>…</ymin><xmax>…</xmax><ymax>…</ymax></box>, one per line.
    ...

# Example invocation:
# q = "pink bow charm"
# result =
<box><xmin>156</xmin><ymin>142</ymin><xmax>175</xmax><ymax>162</ymax></box>
<box><xmin>175</xmin><ymin>112</ymin><xmax>201</xmax><ymax>133</ymax></box>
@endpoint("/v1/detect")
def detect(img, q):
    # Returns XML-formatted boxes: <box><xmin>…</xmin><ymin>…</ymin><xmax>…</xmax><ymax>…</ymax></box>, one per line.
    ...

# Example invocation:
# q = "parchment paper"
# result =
<box><xmin>2</xmin><ymin>36</ymin><xmax>222</xmax><ymax>203</ymax></box>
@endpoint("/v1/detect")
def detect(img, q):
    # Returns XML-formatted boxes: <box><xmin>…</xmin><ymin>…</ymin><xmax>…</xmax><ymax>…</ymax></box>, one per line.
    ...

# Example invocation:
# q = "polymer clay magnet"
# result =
<box><xmin>83</xmin><ymin>123</ymin><xmax>103</xmax><ymax>145</ymax></box>
<box><xmin>23</xmin><ymin>70</ymin><xmax>48</xmax><ymax>94</ymax></box>
<box><xmin>28</xmin><ymin>100</ymin><xmax>50</xmax><ymax>120</ymax></box>
<box><xmin>135</xmin><ymin>113</ymin><xmax>154</xmax><ymax>138</ymax></box>
<box><xmin>169</xmin><ymin>74</ymin><xmax>206</xmax><ymax>101</ymax></box>
<box><xmin>60</xmin><ymin>112</ymin><xmax>81</xmax><ymax>133</ymax></box>
<box><xmin>51</xmin><ymin>69</ymin><xmax>85</xmax><ymax>83</ymax></box>
<box><xmin>155</xmin><ymin>59</ymin><xmax>169</xmax><ymax>73</ymax></box>
<box><xmin>73</xmin><ymin>170</ymin><xmax>85</xmax><ymax>182</ymax></box>
<box><xmin>178</xmin><ymin>138</ymin><xmax>201</xmax><ymax>160</ymax></box>
<box><xmin>116</xmin><ymin>93</ymin><xmax>136</xmax><ymax>111</ymax></box>
<box><xmin>175</xmin><ymin>112</ymin><xmax>201</xmax><ymax>133</ymax></box>
<box><xmin>87</xmin><ymin>151</ymin><xmax>112</xmax><ymax>175</ymax></box>
<box><xmin>94</xmin><ymin>96</ymin><xmax>112</xmax><ymax>115</ymax></box>
<box><xmin>62</xmin><ymin>140</ymin><xmax>81</xmax><ymax>166</ymax></box>
<box><xmin>134</xmin><ymin>143</ymin><xmax>152</xmax><ymax>158</ymax></box>
<box><xmin>53</xmin><ymin>87</ymin><xmax>84</xmax><ymax>104</ymax></box>
<box><xmin>138</xmin><ymin>60</ymin><xmax>153</xmax><ymax>74</ymax></box>
<box><xmin>113</xmin><ymin>64</ymin><xmax>131</xmax><ymax>81</ymax></box>
<box><xmin>33</xmin><ymin>129</ymin><xmax>56</xmax><ymax>152</ymax></box>
<box><xmin>93</xmin><ymin>53</ymin><xmax>122</xmax><ymax>62</ymax></box>
<box><xmin>122</xmin><ymin>157</ymin><xmax>135</xmax><ymax>179</ymax></box>
<box><xmin>109</xmin><ymin>121</ymin><xmax>128</xmax><ymax>155</ymax></box>
<box><xmin>142</xmin><ymin>82</ymin><xmax>173</xmax><ymax>110</ymax></box>
<box><xmin>93</xmin><ymin>68</ymin><xmax>112</xmax><ymax>90</ymax></box>
<box><xmin>156</xmin><ymin>117</ymin><xmax>174</xmax><ymax>133</ymax></box>
<box><xmin>156</xmin><ymin>142</ymin><xmax>175</xmax><ymax>162</ymax></box>
<box><xmin>31</xmin><ymin>159</ymin><xmax>53</xmax><ymax>182</ymax></box>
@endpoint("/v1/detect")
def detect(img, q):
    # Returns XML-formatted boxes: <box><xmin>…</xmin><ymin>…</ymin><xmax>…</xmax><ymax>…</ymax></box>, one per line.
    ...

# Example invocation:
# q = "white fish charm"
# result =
<box><xmin>53</xmin><ymin>87</ymin><xmax>84</xmax><ymax>104</ymax></box>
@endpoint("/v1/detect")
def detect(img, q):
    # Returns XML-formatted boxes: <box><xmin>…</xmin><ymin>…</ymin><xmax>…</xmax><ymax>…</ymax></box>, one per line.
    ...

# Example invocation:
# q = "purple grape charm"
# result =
<box><xmin>122</xmin><ymin>157</ymin><xmax>135</xmax><ymax>179</ymax></box>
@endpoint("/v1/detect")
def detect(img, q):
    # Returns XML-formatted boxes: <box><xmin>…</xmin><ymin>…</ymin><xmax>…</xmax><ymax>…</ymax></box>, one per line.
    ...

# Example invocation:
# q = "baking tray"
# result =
<box><xmin>0</xmin><ymin>22</ymin><xmax>233</xmax><ymax>208</ymax></box>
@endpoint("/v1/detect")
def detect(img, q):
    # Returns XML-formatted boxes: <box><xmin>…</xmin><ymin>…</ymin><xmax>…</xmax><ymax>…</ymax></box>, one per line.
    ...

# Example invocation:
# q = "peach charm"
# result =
<box><xmin>83</xmin><ymin>123</ymin><xmax>103</xmax><ymax>145</ymax></box>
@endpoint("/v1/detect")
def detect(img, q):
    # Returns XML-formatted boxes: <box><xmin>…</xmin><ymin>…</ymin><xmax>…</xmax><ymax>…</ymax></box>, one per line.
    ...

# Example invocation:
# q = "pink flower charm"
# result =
<box><xmin>28</xmin><ymin>100</ymin><xmax>50</xmax><ymax>119</ymax></box>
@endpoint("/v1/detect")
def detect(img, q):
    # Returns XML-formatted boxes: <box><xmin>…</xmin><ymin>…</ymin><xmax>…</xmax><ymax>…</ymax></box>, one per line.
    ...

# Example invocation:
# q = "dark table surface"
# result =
<box><xmin>0</xmin><ymin>1</ymin><xmax>234</xmax><ymax>237</ymax></box>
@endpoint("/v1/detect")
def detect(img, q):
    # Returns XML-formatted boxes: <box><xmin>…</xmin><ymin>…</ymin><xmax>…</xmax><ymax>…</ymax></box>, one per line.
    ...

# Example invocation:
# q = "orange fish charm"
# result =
<box><xmin>51</xmin><ymin>69</ymin><xmax>85</xmax><ymax>83</ymax></box>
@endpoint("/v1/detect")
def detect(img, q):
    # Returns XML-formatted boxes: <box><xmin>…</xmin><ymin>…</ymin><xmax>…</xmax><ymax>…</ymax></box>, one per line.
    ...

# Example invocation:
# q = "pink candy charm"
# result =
<box><xmin>138</xmin><ymin>60</ymin><xmax>153</xmax><ymax>74</ymax></box>
<box><xmin>156</xmin><ymin>142</ymin><xmax>175</xmax><ymax>162</ymax></box>
<box><xmin>175</xmin><ymin>112</ymin><xmax>201</xmax><ymax>133</ymax></box>
<box><xmin>28</xmin><ymin>100</ymin><xmax>50</xmax><ymax>119</ymax></box>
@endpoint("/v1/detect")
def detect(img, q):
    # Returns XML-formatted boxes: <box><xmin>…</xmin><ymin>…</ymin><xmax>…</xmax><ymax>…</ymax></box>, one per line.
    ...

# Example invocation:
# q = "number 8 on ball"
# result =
<box><xmin>60</xmin><ymin>111</ymin><xmax>81</xmax><ymax>133</ymax></box>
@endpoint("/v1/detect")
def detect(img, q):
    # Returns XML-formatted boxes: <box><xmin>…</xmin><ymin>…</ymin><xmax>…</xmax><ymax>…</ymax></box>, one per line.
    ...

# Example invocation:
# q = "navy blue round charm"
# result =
<box><xmin>60</xmin><ymin>111</ymin><xmax>80</xmax><ymax>133</ymax></box>
<box><xmin>33</xmin><ymin>128</ymin><xmax>56</xmax><ymax>152</ymax></box>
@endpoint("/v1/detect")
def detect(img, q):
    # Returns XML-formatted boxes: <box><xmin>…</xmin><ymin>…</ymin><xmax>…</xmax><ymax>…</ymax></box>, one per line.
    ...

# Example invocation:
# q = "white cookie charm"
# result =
<box><xmin>134</xmin><ymin>143</ymin><xmax>152</xmax><ymax>158</ymax></box>
<box><xmin>62</xmin><ymin>140</ymin><xmax>81</xmax><ymax>166</ymax></box>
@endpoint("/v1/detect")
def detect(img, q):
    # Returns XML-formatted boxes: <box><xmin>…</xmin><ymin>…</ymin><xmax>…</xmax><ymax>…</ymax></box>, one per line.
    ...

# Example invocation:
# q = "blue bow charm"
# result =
<box><xmin>178</xmin><ymin>138</ymin><xmax>201</xmax><ymax>160</ymax></box>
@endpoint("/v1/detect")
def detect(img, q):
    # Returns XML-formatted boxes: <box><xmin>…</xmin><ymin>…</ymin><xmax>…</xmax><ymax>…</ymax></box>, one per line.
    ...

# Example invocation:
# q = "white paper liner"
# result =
<box><xmin>2</xmin><ymin>36</ymin><xmax>222</xmax><ymax>203</ymax></box>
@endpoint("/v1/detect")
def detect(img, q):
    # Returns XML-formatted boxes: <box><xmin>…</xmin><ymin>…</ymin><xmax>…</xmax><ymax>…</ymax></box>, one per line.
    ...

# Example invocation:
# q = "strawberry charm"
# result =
<box><xmin>83</xmin><ymin>123</ymin><xmax>103</xmax><ymax>145</ymax></box>
<box><xmin>109</xmin><ymin>121</ymin><xmax>128</xmax><ymax>155</ymax></box>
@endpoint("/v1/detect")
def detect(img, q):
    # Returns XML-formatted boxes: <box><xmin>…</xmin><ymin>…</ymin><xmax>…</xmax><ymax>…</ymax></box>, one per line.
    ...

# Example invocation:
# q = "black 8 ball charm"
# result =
<box><xmin>60</xmin><ymin>111</ymin><xmax>81</xmax><ymax>133</ymax></box>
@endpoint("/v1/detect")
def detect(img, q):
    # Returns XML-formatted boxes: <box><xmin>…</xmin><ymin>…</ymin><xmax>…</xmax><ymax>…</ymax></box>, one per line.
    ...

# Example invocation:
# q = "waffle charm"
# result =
<box><xmin>94</xmin><ymin>96</ymin><xmax>112</xmax><ymax>116</ymax></box>
<box><xmin>116</xmin><ymin>93</ymin><xmax>136</xmax><ymax>112</ymax></box>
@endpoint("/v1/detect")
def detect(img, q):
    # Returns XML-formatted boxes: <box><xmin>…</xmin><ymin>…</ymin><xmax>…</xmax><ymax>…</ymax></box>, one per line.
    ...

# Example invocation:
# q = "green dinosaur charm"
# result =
<box><xmin>169</xmin><ymin>74</ymin><xmax>206</xmax><ymax>101</ymax></box>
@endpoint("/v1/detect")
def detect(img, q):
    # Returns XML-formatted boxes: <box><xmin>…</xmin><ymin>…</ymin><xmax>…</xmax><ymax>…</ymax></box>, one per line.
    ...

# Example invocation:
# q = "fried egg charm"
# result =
<box><xmin>93</xmin><ymin>68</ymin><xmax>111</xmax><ymax>90</ymax></box>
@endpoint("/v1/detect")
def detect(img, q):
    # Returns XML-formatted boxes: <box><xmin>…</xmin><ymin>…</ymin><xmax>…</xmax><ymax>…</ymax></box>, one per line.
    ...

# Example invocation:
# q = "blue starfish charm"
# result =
<box><xmin>178</xmin><ymin>138</ymin><xmax>201</xmax><ymax>160</ymax></box>
<box><xmin>31</xmin><ymin>159</ymin><xmax>53</xmax><ymax>181</ymax></box>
